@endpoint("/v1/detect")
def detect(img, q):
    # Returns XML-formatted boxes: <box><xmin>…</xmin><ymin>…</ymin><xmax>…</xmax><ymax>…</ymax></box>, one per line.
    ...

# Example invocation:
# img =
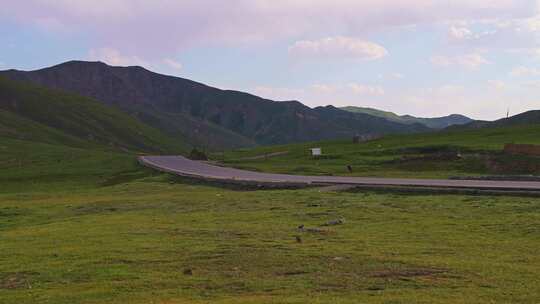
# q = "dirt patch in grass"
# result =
<box><xmin>370</xmin><ymin>267</ymin><xmax>446</xmax><ymax>279</ymax></box>
<box><xmin>395</xmin><ymin>145</ymin><xmax>469</xmax><ymax>155</ymax></box>
<box><xmin>99</xmin><ymin>169</ymin><xmax>151</xmax><ymax>186</ymax></box>
<box><xmin>485</xmin><ymin>154</ymin><xmax>540</xmax><ymax>175</ymax></box>
<box><xmin>72</xmin><ymin>202</ymin><xmax>127</xmax><ymax>215</ymax></box>
<box><xmin>70</xmin><ymin>200</ymin><xmax>158</xmax><ymax>216</ymax></box>
<box><xmin>166</xmin><ymin>175</ymin><xmax>307</xmax><ymax>191</ymax></box>
<box><xmin>0</xmin><ymin>272</ymin><xmax>37</xmax><ymax>290</ymax></box>
<box><xmin>276</xmin><ymin>270</ymin><xmax>310</xmax><ymax>276</ymax></box>
<box><xmin>0</xmin><ymin>207</ymin><xmax>29</xmax><ymax>218</ymax></box>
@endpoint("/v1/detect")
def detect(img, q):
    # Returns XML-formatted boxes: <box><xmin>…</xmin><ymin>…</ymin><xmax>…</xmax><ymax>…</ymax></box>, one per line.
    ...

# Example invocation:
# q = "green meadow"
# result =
<box><xmin>220</xmin><ymin>123</ymin><xmax>540</xmax><ymax>178</ymax></box>
<box><xmin>1</xmin><ymin>136</ymin><xmax>540</xmax><ymax>303</ymax></box>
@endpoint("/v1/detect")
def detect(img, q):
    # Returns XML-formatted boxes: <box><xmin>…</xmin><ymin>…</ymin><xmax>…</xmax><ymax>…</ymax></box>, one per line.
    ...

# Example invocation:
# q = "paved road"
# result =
<box><xmin>139</xmin><ymin>155</ymin><xmax>540</xmax><ymax>191</ymax></box>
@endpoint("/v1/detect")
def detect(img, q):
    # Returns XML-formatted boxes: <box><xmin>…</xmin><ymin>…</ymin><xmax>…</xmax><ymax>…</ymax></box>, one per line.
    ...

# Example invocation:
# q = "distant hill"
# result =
<box><xmin>341</xmin><ymin>106</ymin><xmax>473</xmax><ymax>129</ymax></box>
<box><xmin>0</xmin><ymin>76</ymin><xmax>185</xmax><ymax>153</ymax></box>
<box><xmin>496</xmin><ymin>110</ymin><xmax>540</xmax><ymax>126</ymax></box>
<box><xmin>1</xmin><ymin>61</ymin><xmax>431</xmax><ymax>149</ymax></box>
<box><xmin>223</xmin><ymin>117</ymin><xmax>540</xmax><ymax>178</ymax></box>
<box><xmin>447</xmin><ymin>110</ymin><xmax>540</xmax><ymax>131</ymax></box>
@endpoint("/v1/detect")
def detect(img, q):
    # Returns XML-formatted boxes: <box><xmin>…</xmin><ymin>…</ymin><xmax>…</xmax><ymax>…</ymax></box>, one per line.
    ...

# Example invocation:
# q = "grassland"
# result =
<box><xmin>1</xmin><ymin>135</ymin><xmax>540</xmax><ymax>303</ymax></box>
<box><xmin>0</xmin><ymin>77</ymin><xmax>187</xmax><ymax>153</ymax></box>
<box><xmin>220</xmin><ymin>123</ymin><xmax>540</xmax><ymax>178</ymax></box>
<box><xmin>0</xmin><ymin>138</ymin><xmax>152</xmax><ymax>193</ymax></box>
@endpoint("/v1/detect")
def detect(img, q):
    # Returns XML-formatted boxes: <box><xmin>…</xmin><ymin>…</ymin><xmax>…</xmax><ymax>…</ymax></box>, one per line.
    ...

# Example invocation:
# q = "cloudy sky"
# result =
<box><xmin>2</xmin><ymin>1</ymin><xmax>540</xmax><ymax>120</ymax></box>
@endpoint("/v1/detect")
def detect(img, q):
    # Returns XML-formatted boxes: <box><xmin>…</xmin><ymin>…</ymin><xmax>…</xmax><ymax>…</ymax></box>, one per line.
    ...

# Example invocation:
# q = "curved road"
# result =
<box><xmin>139</xmin><ymin>155</ymin><xmax>540</xmax><ymax>191</ymax></box>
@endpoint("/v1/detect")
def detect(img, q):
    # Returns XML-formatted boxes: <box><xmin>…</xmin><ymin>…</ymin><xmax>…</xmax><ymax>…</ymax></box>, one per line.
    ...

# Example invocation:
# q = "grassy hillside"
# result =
<box><xmin>448</xmin><ymin>109</ymin><xmax>540</xmax><ymax>131</ymax></box>
<box><xmin>341</xmin><ymin>106</ymin><xmax>472</xmax><ymax>129</ymax></box>
<box><xmin>0</xmin><ymin>77</ymin><xmax>186</xmax><ymax>153</ymax></box>
<box><xmin>1</xmin><ymin>61</ymin><xmax>431</xmax><ymax>148</ymax></box>
<box><xmin>0</xmin><ymin>109</ymin><xmax>91</xmax><ymax>148</ymax></box>
<box><xmin>0</xmin><ymin>138</ymin><xmax>153</xmax><ymax>193</ymax></box>
<box><xmin>221</xmin><ymin>123</ymin><xmax>540</xmax><ymax>178</ymax></box>
<box><xmin>1</xmin><ymin>132</ymin><xmax>540</xmax><ymax>303</ymax></box>
<box><xmin>134</xmin><ymin>109</ymin><xmax>257</xmax><ymax>150</ymax></box>
<box><xmin>1</xmin><ymin>66</ymin><xmax>539</xmax><ymax>303</ymax></box>
<box><xmin>341</xmin><ymin>106</ymin><xmax>406</xmax><ymax>121</ymax></box>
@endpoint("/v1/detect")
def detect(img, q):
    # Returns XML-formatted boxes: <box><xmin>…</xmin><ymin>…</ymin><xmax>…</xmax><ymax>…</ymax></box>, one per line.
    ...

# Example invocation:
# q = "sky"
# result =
<box><xmin>1</xmin><ymin>1</ymin><xmax>540</xmax><ymax>120</ymax></box>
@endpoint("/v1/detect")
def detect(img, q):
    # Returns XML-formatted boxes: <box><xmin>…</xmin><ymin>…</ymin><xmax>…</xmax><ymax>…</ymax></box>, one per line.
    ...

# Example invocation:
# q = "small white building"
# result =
<box><xmin>310</xmin><ymin>147</ymin><xmax>322</xmax><ymax>156</ymax></box>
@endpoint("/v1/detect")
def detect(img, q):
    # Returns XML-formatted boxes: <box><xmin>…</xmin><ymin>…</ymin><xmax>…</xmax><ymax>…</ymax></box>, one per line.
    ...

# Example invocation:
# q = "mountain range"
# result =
<box><xmin>1</xmin><ymin>61</ymin><xmax>477</xmax><ymax>151</ymax></box>
<box><xmin>340</xmin><ymin>106</ymin><xmax>473</xmax><ymax>129</ymax></box>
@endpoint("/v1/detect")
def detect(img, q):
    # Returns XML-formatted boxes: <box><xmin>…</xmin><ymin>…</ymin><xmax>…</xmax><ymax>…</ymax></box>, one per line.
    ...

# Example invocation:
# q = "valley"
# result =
<box><xmin>3</xmin><ymin>2</ymin><xmax>540</xmax><ymax>302</ymax></box>
<box><xmin>1</xmin><ymin>137</ymin><xmax>539</xmax><ymax>303</ymax></box>
<box><xmin>221</xmin><ymin>120</ymin><xmax>540</xmax><ymax>179</ymax></box>
<box><xmin>1</xmin><ymin>62</ymin><xmax>539</xmax><ymax>304</ymax></box>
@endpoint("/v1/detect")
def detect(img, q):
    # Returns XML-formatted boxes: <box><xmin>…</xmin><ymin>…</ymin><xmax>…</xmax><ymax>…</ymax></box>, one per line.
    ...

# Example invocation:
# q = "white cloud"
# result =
<box><xmin>431</xmin><ymin>53</ymin><xmax>490</xmax><ymax>69</ymax></box>
<box><xmin>447</xmin><ymin>25</ymin><xmax>498</xmax><ymax>42</ymax></box>
<box><xmin>1</xmin><ymin>1</ymin><xmax>537</xmax><ymax>59</ymax></box>
<box><xmin>289</xmin><ymin>36</ymin><xmax>388</xmax><ymax>61</ymax></box>
<box><xmin>516</xmin><ymin>14</ymin><xmax>540</xmax><ymax>32</ymax></box>
<box><xmin>163</xmin><ymin>58</ymin><xmax>183</xmax><ymax>70</ymax></box>
<box><xmin>510</xmin><ymin>66</ymin><xmax>540</xmax><ymax>76</ymax></box>
<box><xmin>309</xmin><ymin>83</ymin><xmax>385</xmax><ymax>96</ymax></box>
<box><xmin>448</xmin><ymin>26</ymin><xmax>474</xmax><ymax>40</ymax></box>
<box><xmin>347</xmin><ymin>83</ymin><xmax>385</xmax><ymax>96</ymax></box>
<box><xmin>251</xmin><ymin>82</ymin><xmax>385</xmax><ymax>106</ymax></box>
<box><xmin>488</xmin><ymin>80</ymin><xmax>506</xmax><ymax>90</ymax></box>
<box><xmin>430</xmin><ymin>56</ymin><xmax>453</xmax><ymax>67</ymax></box>
<box><xmin>88</xmin><ymin>47</ymin><xmax>148</xmax><ymax>67</ymax></box>
<box><xmin>252</xmin><ymin>86</ymin><xmax>305</xmax><ymax>101</ymax></box>
<box><xmin>507</xmin><ymin>47</ymin><xmax>540</xmax><ymax>58</ymax></box>
<box><xmin>310</xmin><ymin>84</ymin><xmax>338</xmax><ymax>94</ymax></box>
<box><xmin>378</xmin><ymin>73</ymin><xmax>404</xmax><ymax>80</ymax></box>
<box><xmin>33</xmin><ymin>17</ymin><xmax>68</xmax><ymax>33</ymax></box>
<box><xmin>443</xmin><ymin>14</ymin><xmax>540</xmax><ymax>55</ymax></box>
<box><xmin>524</xmin><ymin>80</ymin><xmax>540</xmax><ymax>87</ymax></box>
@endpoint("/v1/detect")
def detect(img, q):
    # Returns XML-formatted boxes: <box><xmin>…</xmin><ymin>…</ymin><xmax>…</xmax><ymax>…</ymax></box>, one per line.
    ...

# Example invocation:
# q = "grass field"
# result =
<box><xmin>1</xmin><ymin>137</ymin><xmax>540</xmax><ymax>303</ymax></box>
<box><xmin>219</xmin><ymin>124</ymin><xmax>540</xmax><ymax>178</ymax></box>
<box><xmin>0</xmin><ymin>138</ymin><xmax>150</xmax><ymax>193</ymax></box>
<box><xmin>0</xmin><ymin>77</ymin><xmax>187</xmax><ymax>154</ymax></box>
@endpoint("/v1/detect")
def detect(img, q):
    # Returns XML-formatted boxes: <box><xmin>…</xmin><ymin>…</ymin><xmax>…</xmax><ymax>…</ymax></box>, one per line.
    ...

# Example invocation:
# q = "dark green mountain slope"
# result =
<box><xmin>0</xmin><ymin>77</ymin><xmax>186</xmax><ymax>153</ymax></box>
<box><xmin>341</xmin><ymin>106</ymin><xmax>473</xmax><ymax>129</ymax></box>
<box><xmin>497</xmin><ymin>110</ymin><xmax>540</xmax><ymax>126</ymax></box>
<box><xmin>1</xmin><ymin>61</ymin><xmax>431</xmax><ymax>147</ymax></box>
<box><xmin>447</xmin><ymin>110</ymin><xmax>540</xmax><ymax>131</ymax></box>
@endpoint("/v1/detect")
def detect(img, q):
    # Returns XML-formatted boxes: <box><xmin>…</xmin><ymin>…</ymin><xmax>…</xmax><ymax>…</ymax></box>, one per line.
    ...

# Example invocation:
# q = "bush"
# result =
<box><xmin>189</xmin><ymin>148</ymin><xmax>208</xmax><ymax>160</ymax></box>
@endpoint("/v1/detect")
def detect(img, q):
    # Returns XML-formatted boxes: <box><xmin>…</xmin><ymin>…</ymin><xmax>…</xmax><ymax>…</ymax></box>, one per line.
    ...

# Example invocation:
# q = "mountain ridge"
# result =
<box><xmin>1</xmin><ymin>61</ymin><xmax>432</xmax><ymax>149</ymax></box>
<box><xmin>446</xmin><ymin>109</ymin><xmax>540</xmax><ymax>131</ymax></box>
<box><xmin>341</xmin><ymin>106</ymin><xmax>473</xmax><ymax>129</ymax></box>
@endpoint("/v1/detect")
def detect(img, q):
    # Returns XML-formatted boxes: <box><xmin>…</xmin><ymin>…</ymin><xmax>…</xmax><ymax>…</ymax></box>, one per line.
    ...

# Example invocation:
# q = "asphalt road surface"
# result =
<box><xmin>139</xmin><ymin>155</ymin><xmax>540</xmax><ymax>191</ymax></box>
